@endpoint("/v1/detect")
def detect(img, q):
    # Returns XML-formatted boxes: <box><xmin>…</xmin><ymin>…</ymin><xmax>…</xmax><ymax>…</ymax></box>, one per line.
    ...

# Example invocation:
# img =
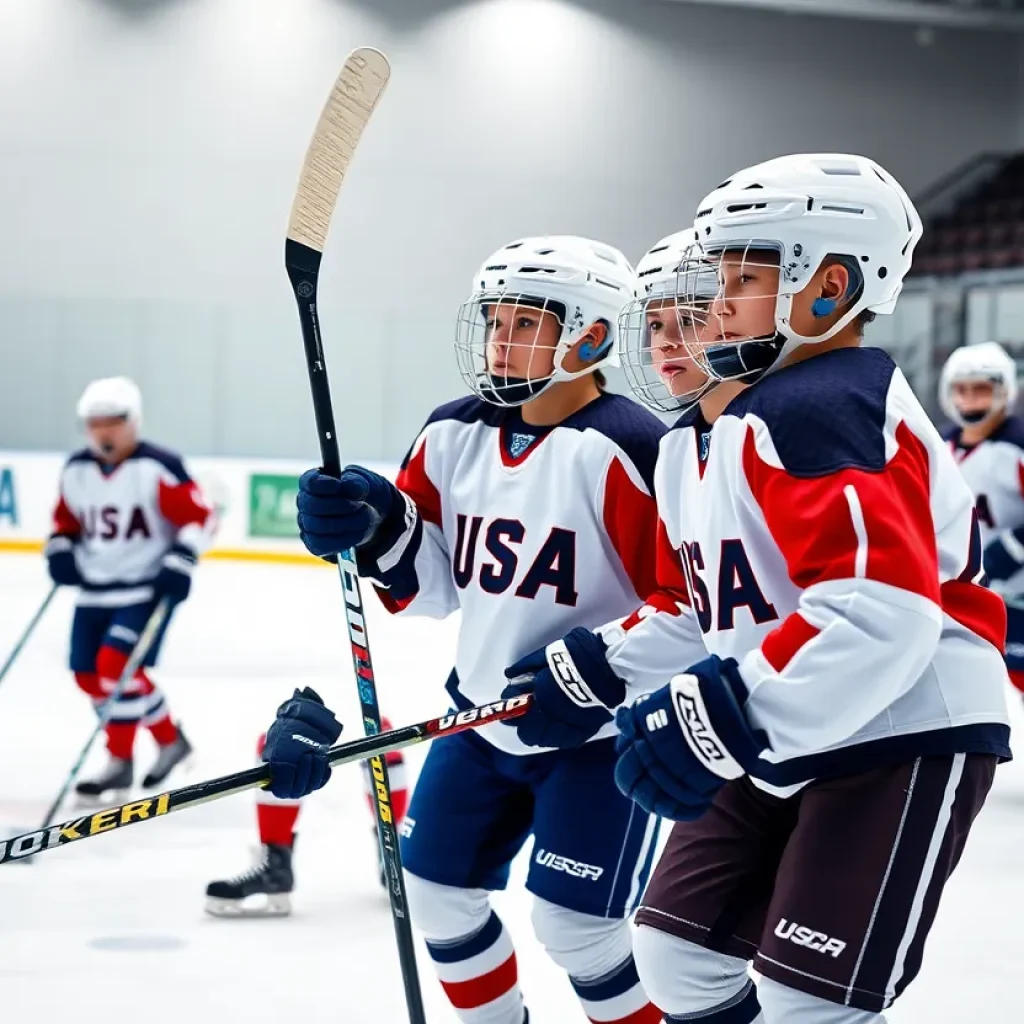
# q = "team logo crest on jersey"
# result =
<box><xmin>510</xmin><ymin>432</ymin><xmax>537</xmax><ymax>459</ymax></box>
<box><xmin>699</xmin><ymin>431</ymin><xmax>712</xmax><ymax>463</ymax></box>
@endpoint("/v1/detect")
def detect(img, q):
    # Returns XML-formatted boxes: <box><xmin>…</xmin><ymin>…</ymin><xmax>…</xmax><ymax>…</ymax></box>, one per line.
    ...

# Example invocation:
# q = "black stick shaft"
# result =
<box><xmin>0</xmin><ymin>584</ymin><xmax>57</xmax><ymax>688</ymax></box>
<box><xmin>285</xmin><ymin>238</ymin><xmax>426</xmax><ymax>1024</ymax></box>
<box><xmin>0</xmin><ymin>696</ymin><xmax>530</xmax><ymax>864</ymax></box>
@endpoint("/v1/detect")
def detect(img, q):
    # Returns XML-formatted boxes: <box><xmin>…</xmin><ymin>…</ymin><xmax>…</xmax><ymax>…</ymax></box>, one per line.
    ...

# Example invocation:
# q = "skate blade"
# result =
<box><xmin>142</xmin><ymin>753</ymin><xmax>195</xmax><ymax>791</ymax></box>
<box><xmin>73</xmin><ymin>788</ymin><xmax>131</xmax><ymax>809</ymax></box>
<box><xmin>204</xmin><ymin>893</ymin><xmax>292</xmax><ymax>919</ymax></box>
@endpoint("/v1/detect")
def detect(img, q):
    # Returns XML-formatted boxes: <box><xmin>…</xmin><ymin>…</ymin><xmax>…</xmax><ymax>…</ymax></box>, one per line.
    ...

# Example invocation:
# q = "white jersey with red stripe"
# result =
<box><xmin>357</xmin><ymin>392</ymin><xmax>666</xmax><ymax>757</ymax></box>
<box><xmin>52</xmin><ymin>442</ymin><xmax>212</xmax><ymax>607</ymax></box>
<box><xmin>601</xmin><ymin>347</ymin><xmax>1011</xmax><ymax>794</ymax></box>
<box><xmin>946</xmin><ymin>416</ymin><xmax>1024</xmax><ymax>551</ymax></box>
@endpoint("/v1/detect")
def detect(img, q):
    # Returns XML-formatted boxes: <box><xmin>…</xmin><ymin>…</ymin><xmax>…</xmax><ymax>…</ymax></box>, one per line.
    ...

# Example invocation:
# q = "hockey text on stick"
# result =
<box><xmin>0</xmin><ymin>696</ymin><xmax>531</xmax><ymax>864</ymax></box>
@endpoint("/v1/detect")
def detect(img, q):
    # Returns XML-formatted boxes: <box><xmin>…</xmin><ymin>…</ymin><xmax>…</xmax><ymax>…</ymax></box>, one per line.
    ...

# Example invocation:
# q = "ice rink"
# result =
<box><xmin>0</xmin><ymin>550</ymin><xmax>1020</xmax><ymax>1023</ymax></box>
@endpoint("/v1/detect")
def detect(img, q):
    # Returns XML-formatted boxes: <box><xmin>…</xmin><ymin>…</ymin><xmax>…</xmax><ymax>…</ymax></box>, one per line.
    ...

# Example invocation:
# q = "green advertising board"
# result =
<box><xmin>248</xmin><ymin>473</ymin><xmax>300</xmax><ymax>538</ymax></box>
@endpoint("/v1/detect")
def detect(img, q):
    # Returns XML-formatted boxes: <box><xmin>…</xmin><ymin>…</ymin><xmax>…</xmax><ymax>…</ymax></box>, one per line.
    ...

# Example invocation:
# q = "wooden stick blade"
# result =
<box><xmin>286</xmin><ymin>47</ymin><xmax>390</xmax><ymax>254</ymax></box>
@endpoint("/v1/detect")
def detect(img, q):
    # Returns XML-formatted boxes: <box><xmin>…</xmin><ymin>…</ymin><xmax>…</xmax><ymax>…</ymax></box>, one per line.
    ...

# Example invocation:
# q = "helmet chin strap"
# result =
<box><xmin>959</xmin><ymin>409</ymin><xmax>991</xmax><ymax>425</ymax></box>
<box><xmin>954</xmin><ymin>402</ymin><xmax>1004</xmax><ymax>428</ymax></box>
<box><xmin>478</xmin><ymin>373</ymin><xmax>553</xmax><ymax>407</ymax></box>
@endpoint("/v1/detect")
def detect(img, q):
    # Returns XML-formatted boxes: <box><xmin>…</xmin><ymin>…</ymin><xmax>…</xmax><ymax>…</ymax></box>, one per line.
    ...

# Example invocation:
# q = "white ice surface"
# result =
<box><xmin>0</xmin><ymin>552</ymin><xmax>1020</xmax><ymax>1022</ymax></box>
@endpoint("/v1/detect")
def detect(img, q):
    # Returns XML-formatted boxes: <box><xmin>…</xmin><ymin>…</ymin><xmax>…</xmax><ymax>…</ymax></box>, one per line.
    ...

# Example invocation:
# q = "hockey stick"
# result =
<box><xmin>0</xmin><ymin>584</ymin><xmax>58</xmax><ymax>690</ymax></box>
<box><xmin>35</xmin><ymin>598</ymin><xmax>171</xmax><ymax>833</ymax></box>
<box><xmin>283</xmin><ymin>49</ymin><xmax>427</xmax><ymax>1024</ymax></box>
<box><xmin>0</xmin><ymin>695</ymin><xmax>530</xmax><ymax>865</ymax></box>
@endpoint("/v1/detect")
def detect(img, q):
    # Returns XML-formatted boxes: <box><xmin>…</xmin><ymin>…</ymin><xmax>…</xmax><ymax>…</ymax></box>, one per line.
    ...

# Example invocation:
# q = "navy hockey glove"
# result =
<box><xmin>152</xmin><ymin>543</ymin><xmax>197</xmax><ymax>605</ymax></box>
<box><xmin>262</xmin><ymin>687</ymin><xmax>343</xmax><ymax>800</ymax></box>
<box><xmin>983</xmin><ymin>530</ymin><xmax>1024</xmax><ymax>583</ymax></box>
<box><xmin>501</xmin><ymin>627</ymin><xmax>626</xmax><ymax>748</ymax></box>
<box><xmin>614</xmin><ymin>655</ymin><xmax>766</xmax><ymax>821</ymax></box>
<box><xmin>297</xmin><ymin>466</ymin><xmax>406</xmax><ymax>562</ymax></box>
<box><xmin>45</xmin><ymin>534</ymin><xmax>81</xmax><ymax>587</ymax></box>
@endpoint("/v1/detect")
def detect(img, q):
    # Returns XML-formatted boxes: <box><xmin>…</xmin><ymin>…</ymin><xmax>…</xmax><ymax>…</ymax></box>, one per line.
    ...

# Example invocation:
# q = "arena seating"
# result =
<box><xmin>913</xmin><ymin>152</ymin><xmax>1024</xmax><ymax>275</ymax></box>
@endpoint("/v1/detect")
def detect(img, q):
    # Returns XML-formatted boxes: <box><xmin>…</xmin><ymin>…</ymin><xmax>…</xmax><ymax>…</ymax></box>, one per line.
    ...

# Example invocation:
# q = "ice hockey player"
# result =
<box><xmin>46</xmin><ymin>377</ymin><xmax>208</xmax><ymax>798</ymax></box>
<box><xmin>495</xmin><ymin>157</ymin><xmax>1011</xmax><ymax>1023</ymax></box>
<box><xmin>939</xmin><ymin>341</ymin><xmax>1024</xmax><ymax>700</ymax></box>
<box><xmin>263</xmin><ymin>238</ymin><xmax>667</xmax><ymax>1023</ymax></box>
<box><xmin>204</xmin><ymin>721</ymin><xmax>409</xmax><ymax>917</ymax></box>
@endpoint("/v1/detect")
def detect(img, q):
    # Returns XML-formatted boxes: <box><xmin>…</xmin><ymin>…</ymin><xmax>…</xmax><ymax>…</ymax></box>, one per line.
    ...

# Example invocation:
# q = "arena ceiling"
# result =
<box><xmin>658</xmin><ymin>0</ymin><xmax>1024</xmax><ymax>30</ymax></box>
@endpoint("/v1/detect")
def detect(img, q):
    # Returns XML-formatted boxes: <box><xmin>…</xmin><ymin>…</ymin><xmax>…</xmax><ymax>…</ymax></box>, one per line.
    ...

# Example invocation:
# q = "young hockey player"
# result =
<box><xmin>46</xmin><ymin>377</ymin><xmax>207</xmax><ymax>798</ymax></box>
<box><xmin>203</xmin><ymin>723</ymin><xmax>409</xmax><ymax>917</ymax></box>
<box><xmin>495</xmin><ymin>156</ymin><xmax>1011</xmax><ymax>1023</ymax></box>
<box><xmin>263</xmin><ymin>237</ymin><xmax>667</xmax><ymax>1023</ymax></box>
<box><xmin>939</xmin><ymin>342</ymin><xmax>1024</xmax><ymax>699</ymax></box>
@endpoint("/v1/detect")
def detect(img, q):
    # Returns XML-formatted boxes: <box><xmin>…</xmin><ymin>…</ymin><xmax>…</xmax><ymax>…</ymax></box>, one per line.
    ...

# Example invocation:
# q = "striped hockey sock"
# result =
<box><xmin>425</xmin><ymin>910</ymin><xmax>525</xmax><ymax>1024</ymax></box>
<box><xmin>571</xmin><ymin>954</ymin><xmax>663</xmax><ymax>1024</ymax></box>
<box><xmin>138</xmin><ymin>671</ymin><xmax>178</xmax><ymax>746</ymax></box>
<box><xmin>255</xmin><ymin>732</ymin><xmax>300</xmax><ymax>845</ymax></box>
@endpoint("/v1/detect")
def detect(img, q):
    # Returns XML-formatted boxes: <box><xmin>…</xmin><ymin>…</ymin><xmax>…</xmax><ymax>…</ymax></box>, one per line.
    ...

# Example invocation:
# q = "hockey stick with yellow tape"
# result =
<box><xmin>0</xmin><ymin>694</ymin><xmax>530</xmax><ymax>865</ymax></box>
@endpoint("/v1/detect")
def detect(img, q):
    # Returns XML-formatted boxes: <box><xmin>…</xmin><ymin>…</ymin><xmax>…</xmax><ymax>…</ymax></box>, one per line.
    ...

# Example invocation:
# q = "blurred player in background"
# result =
<box><xmin>203</xmin><ymin>723</ymin><xmax>408</xmax><ymax>917</ymax></box>
<box><xmin>265</xmin><ymin>237</ymin><xmax>667</xmax><ymax>1024</ymax></box>
<box><xmin>939</xmin><ymin>342</ymin><xmax>1024</xmax><ymax>701</ymax></box>
<box><xmin>46</xmin><ymin>376</ymin><xmax>208</xmax><ymax>799</ymax></box>
<box><xmin>500</xmin><ymin>157</ymin><xmax>1010</xmax><ymax>1024</ymax></box>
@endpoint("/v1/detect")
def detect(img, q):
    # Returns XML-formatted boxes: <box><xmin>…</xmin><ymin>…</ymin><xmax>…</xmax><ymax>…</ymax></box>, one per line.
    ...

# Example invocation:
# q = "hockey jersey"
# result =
<box><xmin>52</xmin><ymin>443</ymin><xmax>212</xmax><ymax>607</ymax></box>
<box><xmin>947</xmin><ymin>418</ymin><xmax>1024</xmax><ymax>581</ymax></box>
<box><xmin>359</xmin><ymin>393</ymin><xmax>667</xmax><ymax>756</ymax></box>
<box><xmin>602</xmin><ymin>347</ymin><xmax>1011</xmax><ymax>794</ymax></box>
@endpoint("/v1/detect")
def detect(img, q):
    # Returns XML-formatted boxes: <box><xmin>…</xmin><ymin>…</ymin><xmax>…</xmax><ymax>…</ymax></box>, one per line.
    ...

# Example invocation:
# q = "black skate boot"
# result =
<box><xmin>75</xmin><ymin>756</ymin><xmax>133</xmax><ymax>800</ymax></box>
<box><xmin>142</xmin><ymin>726</ymin><xmax>192</xmax><ymax>788</ymax></box>
<box><xmin>205</xmin><ymin>839</ymin><xmax>295</xmax><ymax>918</ymax></box>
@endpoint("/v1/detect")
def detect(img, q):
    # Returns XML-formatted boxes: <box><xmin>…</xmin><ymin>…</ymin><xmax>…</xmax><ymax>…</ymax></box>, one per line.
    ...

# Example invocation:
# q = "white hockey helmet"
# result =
<box><xmin>76</xmin><ymin>376</ymin><xmax>142</xmax><ymax>427</ymax></box>
<box><xmin>939</xmin><ymin>342</ymin><xmax>1018</xmax><ymax>427</ymax></box>
<box><xmin>677</xmin><ymin>153</ymin><xmax>923</xmax><ymax>388</ymax></box>
<box><xmin>618</xmin><ymin>227</ymin><xmax>717</xmax><ymax>413</ymax></box>
<box><xmin>454</xmin><ymin>236</ymin><xmax>636</xmax><ymax>406</ymax></box>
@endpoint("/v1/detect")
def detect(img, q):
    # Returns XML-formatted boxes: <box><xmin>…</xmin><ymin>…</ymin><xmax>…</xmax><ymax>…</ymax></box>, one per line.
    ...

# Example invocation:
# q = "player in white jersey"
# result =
<box><xmin>262</xmin><ymin>238</ymin><xmax>667</xmax><ymax>1024</ymax></box>
<box><xmin>495</xmin><ymin>158</ymin><xmax>1011</xmax><ymax>1024</ymax></box>
<box><xmin>939</xmin><ymin>342</ymin><xmax>1024</xmax><ymax>701</ymax></box>
<box><xmin>46</xmin><ymin>377</ymin><xmax>209</xmax><ymax>798</ymax></box>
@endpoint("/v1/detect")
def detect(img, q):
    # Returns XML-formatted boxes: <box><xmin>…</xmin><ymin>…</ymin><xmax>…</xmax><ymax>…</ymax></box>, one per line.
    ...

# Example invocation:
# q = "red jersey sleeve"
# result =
<box><xmin>157</xmin><ymin>478</ymin><xmax>211</xmax><ymax>531</ymax></box>
<box><xmin>742</xmin><ymin>421</ymin><xmax>946</xmax><ymax>671</ymax></box>
<box><xmin>601</xmin><ymin>456</ymin><xmax>661</xmax><ymax>601</ymax></box>
<box><xmin>395</xmin><ymin>434</ymin><xmax>442</xmax><ymax>527</ymax></box>
<box><xmin>52</xmin><ymin>495</ymin><xmax>81</xmax><ymax>538</ymax></box>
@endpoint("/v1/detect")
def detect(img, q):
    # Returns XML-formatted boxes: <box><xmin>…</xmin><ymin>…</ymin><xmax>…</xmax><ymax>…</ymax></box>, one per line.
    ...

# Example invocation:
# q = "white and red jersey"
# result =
<box><xmin>946</xmin><ymin>416</ymin><xmax>1024</xmax><ymax>551</ymax></box>
<box><xmin>52</xmin><ymin>443</ymin><xmax>212</xmax><ymax>607</ymax></box>
<box><xmin>358</xmin><ymin>393</ymin><xmax>667</xmax><ymax>756</ymax></box>
<box><xmin>602</xmin><ymin>347</ymin><xmax>1011</xmax><ymax>793</ymax></box>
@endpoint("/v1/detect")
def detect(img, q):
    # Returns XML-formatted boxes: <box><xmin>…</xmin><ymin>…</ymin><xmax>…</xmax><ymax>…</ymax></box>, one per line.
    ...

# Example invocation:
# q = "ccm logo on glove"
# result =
<box><xmin>548</xmin><ymin>640</ymin><xmax>601</xmax><ymax>707</ymax></box>
<box><xmin>291</xmin><ymin>733</ymin><xmax>326</xmax><ymax>750</ymax></box>
<box><xmin>671</xmin><ymin>674</ymin><xmax>745</xmax><ymax>780</ymax></box>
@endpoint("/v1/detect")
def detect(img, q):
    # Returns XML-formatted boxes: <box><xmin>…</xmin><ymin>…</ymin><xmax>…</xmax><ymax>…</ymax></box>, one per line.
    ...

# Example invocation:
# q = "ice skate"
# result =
<box><xmin>75</xmin><ymin>756</ymin><xmax>133</xmax><ymax>802</ymax></box>
<box><xmin>142</xmin><ymin>726</ymin><xmax>193</xmax><ymax>788</ymax></box>
<box><xmin>205</xmin><ymin>841</ymin><xmax>294</xmax><ymax>918</ymax></box>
